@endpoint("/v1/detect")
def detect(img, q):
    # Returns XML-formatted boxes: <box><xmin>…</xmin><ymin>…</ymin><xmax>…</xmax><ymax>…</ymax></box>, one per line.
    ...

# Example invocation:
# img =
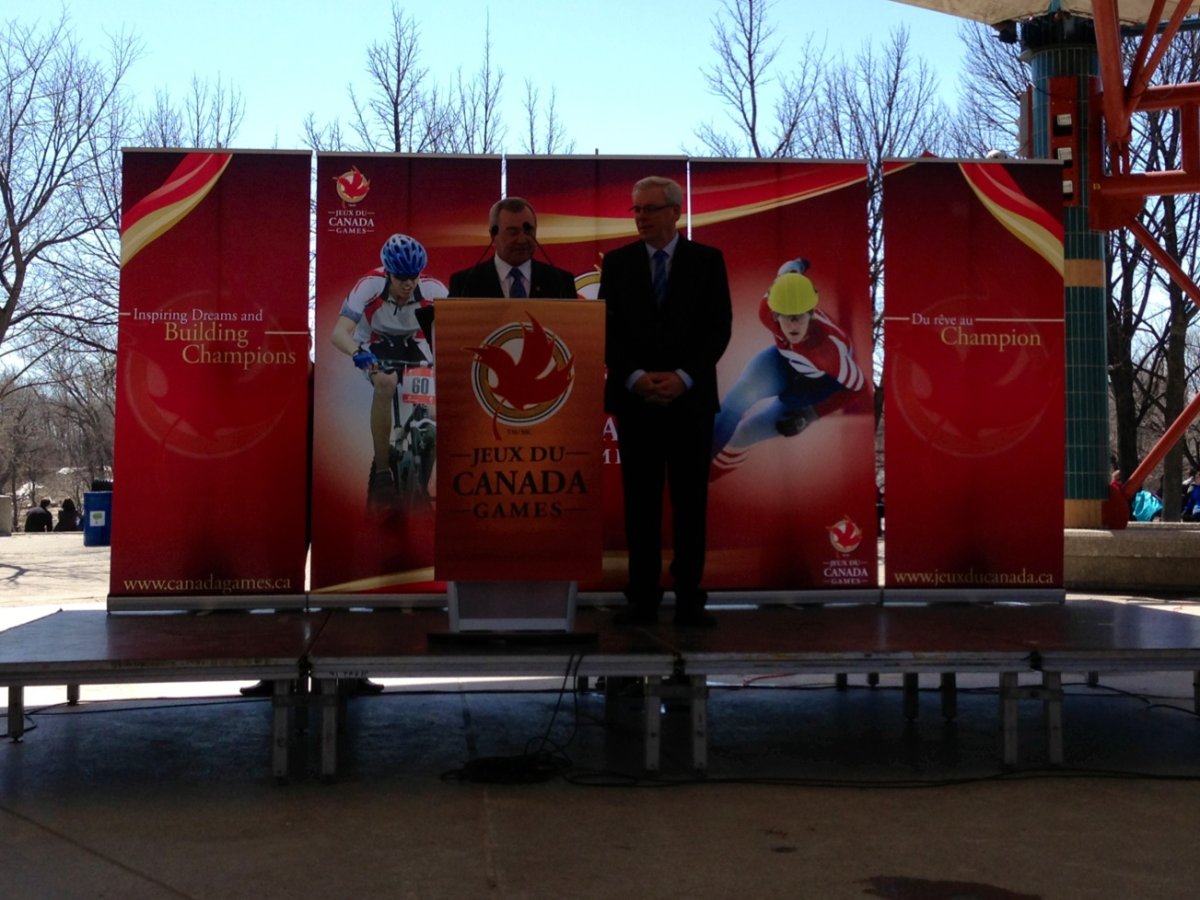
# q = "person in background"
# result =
<box><xmin>24</xmin><ymin>498</ymin><xmax>53</xmax><ymax>533</ymax></box>
<box><xmin>1182</xmin><ymin>468</ymin><xmax>1200</xmax><ymax>521</ymax></box>
<box><xmin>1131</xmin><ymin>487</ymin><xmax>1162</xmax><ymax>522</ymax></box>
<box><xmin>55</xmin><ymin>498</ymin><xmax>80</xmax><ymax>532</ymax></box>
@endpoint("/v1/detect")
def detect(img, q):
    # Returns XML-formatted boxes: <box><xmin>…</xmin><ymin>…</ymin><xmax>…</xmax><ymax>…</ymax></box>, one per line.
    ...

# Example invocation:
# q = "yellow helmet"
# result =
<box><xmin>767</xmin><ymin>272</ymin><xmax>818</xmax><ymax>316</ymax></box>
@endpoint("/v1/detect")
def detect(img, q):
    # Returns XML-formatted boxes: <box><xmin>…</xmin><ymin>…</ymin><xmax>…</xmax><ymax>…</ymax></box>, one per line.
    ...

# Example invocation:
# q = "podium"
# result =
<box><xmin>434</xmin><ymin>297</ymin><xmax>605</xmax><ymax>633</ymax></box>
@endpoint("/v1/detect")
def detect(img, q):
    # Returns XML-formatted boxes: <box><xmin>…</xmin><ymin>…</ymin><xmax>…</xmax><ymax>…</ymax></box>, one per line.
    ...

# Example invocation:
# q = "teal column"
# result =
<box><xmin>1023</xmin><ymin>16</ymin><xmax>1110</xmax><ymax>524</ymax></box>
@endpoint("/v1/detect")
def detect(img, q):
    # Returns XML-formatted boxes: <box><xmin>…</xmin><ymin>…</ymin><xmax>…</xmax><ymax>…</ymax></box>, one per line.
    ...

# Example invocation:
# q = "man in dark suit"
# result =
<box><xmin>449</xmin><ymin>197</ymin><xmax>577</xmax><ymax>299</ymax></box>
<box><xmin>600</xmin><ymin>176</ymin><xmax>732</xmax><ymax>627</ymax></box>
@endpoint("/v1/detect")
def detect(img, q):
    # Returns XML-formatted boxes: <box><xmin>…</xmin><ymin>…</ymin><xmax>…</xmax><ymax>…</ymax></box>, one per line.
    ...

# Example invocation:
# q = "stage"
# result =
<box><xmin>3</xmin><ymin>600</ymin><xmax>1199</xmax><ymax>780</ymax></box>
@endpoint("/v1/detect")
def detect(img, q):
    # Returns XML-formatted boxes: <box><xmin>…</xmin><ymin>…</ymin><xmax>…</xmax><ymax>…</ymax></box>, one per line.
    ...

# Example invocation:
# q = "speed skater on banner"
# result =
<box><xmin>711</xmin><ymin>259</ymin><xmax>868</xmax><ymax>480</ymax></box>
<box><xmin>329</xmin><ymin>233</ymin><xmax>448</xmax><ymax>508</ymax></box>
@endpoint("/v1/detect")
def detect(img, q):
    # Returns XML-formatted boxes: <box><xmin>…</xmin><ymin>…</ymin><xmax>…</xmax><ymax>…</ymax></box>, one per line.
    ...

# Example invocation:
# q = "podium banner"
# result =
<box><xmin>111</xmin><ymin>150</ymin><xmax>311</xmax><ymax>607</ymax></box>
<box><xmin>434</xmin><ymin>298</ymin><xmax>606</xmax><ymax>581</ymax></box>
<box><xmin>883</xmin><ymin>160</ymin><xmax>1065</xmax><ymax>597</ymax></box>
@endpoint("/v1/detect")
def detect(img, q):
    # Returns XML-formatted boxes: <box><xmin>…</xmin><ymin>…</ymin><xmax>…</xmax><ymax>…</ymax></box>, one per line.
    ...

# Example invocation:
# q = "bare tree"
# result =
<box><xmin>0</xmin><ymin>14</ymin><xmax>138</xmax><ymax>361</ymax></box>
<box><xmin>307</xmin><ymin>3</ymin><xmax>512</xmax><ymax>155</ymax></box>
<box><xmin>948</xmin><ymin>22</ymin><xmax>1029</xmax><ymax>157</ymax></box>
<box><xmin>138</xmin><ymin>75</ymin><xmax>245</xmax><ymax>148</ymax></box>
<box><xmin>343</xmin><ymin>4</ymin><xmax>440</xmax><ymax>152</ymax></box>
<box><xmin>446</xmin><ymin>21</ymin><xmax>506</xmax><ymax>154</ymax></box>
<box><xmin>809</xmin><ymin>28</ymin><xmax>951</xmax><ymax>421</ymax></box>
<box><xmin>0</xmin><ymin>377</ymin><xmax>58</xmax><ymax>525</ymax></box>
<box><xmin>1107</xmin><ymin>221</ymin><xmax>1158</xmax><ymax>485</ymax></box>
<box><xmin>302</xmin><ymin>113</ymin><xmax>347</xmax><ymax>152</ymax></box>
<box><xmin>41</xmin><ymin>350</ymin><xmax>116</xmax><ymax>490</ymax></box>
<box><xmin>521</xmin><ymin>80</ymin><xmax>575</xmax><ymax>155</ymax></box>
<box><xmin>694</xmin><ymin>0</ymin><xmax>824</xmax><ymax>158</ymax></box>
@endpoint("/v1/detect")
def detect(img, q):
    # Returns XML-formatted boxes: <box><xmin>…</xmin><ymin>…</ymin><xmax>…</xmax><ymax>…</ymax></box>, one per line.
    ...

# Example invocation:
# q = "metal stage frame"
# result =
<box><xmin>2</xmin><ymin>601</ymin><xmax>1199</xmax><ymax>781</ymax></box>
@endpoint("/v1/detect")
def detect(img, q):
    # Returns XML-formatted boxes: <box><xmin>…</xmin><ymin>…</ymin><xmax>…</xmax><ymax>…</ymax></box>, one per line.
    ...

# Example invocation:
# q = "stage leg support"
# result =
<box><xmin>647</xmin><ymin>675</ymin><xmax>708</xmax><ymax>774</ymax></box>
<box><xmin>270</xmin><ymin>678</ymin><xmax>293</xmax><ymax>783</ymax></box>
<box><xmin>7</xmin><ymin>685</ymin><xmax>24</xmax><ymax>741</ymax></box>
<box><xmin>1042</xmin><ymin>671</ymin><xmax>1064</xmax><ymax>766</ymax></box>
<box><xmin>903</xmin><ymin>673</ymin><xmax>919</xmax><ymax>721</ymax></box>
<box><xmin>940</xmin><ymin>673</ymin><xmax>958</xmax><ymax>721</ymax></box>
<box><xmin>319</xmin><ymin>678</ymin><xmax>338</xmax><ymax>782</ymax></box>
<box><xmin>688</xmin><ymin>676</ymin><xmax>707</xmax><ymax>774</ymax></box>
<box><xmin>1000</xmin><ymin>672</ymin><xmax>1019</xmax><ymax>766</ymax></box>
<box><xmin>643</xmin><ymin>677</ymin><xmax>661</xmax><ymax>774</ymax></box>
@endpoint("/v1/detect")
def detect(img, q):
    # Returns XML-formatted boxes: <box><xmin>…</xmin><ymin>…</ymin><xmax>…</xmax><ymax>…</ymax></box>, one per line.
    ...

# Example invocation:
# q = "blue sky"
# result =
<box><xmin>11</xmin><ymin>1</ymin><xmax>979</xmax><ymax>153</ymax></box>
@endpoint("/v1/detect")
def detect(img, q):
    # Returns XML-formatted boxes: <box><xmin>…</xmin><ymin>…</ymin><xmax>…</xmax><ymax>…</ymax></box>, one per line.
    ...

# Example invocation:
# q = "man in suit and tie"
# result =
<box><xmin>600</xmin><ymin>175</ymin><xmax>733</xmax><ymax>627</ymax></box>
<box><xmin>449</xmin><ymin>197</ymin><xmax>577</xmax><ymax>299</ymax></box>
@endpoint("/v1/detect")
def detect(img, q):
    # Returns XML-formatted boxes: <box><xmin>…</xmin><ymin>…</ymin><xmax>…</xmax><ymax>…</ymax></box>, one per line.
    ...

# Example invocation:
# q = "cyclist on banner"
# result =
<box><xmin>330</xmin><ymin>233</ymin><xmax>447</xmax><ymax>507</ymax></box>
<box><xmin>711</xmin><ymin>259</ymin><xmax>868</xmax><ymax>480</ymax></box>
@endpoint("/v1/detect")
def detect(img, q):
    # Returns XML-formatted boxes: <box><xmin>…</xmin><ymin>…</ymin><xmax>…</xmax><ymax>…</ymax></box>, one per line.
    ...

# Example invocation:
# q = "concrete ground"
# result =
<box><xmin>2</xmin><ymin>532</ymin><xmax>1200</xmax><ymax>900</ymax></box>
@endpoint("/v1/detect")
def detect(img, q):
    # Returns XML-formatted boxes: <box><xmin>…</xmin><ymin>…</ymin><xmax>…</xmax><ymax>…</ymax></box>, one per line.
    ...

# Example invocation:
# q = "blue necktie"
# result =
<box><xmin>510</xmin><ymin>268</ymin><xmax>527</xmax><ymax>298</ymax></box>
<box><xmin>652</xmin><ymin>249</ymin><xmax>668</xmax><ymax>306</ymax></box>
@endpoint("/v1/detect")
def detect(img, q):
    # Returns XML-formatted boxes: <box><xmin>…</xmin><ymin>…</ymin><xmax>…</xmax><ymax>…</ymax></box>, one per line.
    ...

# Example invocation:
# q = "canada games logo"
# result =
<box><xmin>326</xmin><ymin>165</ymin><xmax>375</xmax><ymax>235</ymax></box>
<box><xmin>827</xmin><ymin>514</ymin><xmax>863</xmax><ymax>554</ymax></box>
<box><xmin>466</xmin><ymin>315</ymin><xmax>574</xmax><ymax>438</ymax></box>
<box><xmin>334</xmin><ymin>166</ymin><xmax>370</xmax><ymax>204</ymax></box>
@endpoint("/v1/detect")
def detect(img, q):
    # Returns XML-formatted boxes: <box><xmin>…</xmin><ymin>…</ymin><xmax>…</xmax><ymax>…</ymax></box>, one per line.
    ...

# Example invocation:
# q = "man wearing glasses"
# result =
<box><xmin>600</xmin><ymin>176</ymin><xmax>732</xmax><ymax>627</ymax></box>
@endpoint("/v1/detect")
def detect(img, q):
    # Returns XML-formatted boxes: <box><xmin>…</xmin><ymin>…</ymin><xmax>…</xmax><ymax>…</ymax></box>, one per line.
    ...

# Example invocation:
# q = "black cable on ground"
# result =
<box><xmin>441</xmin><ymin>653</ymin><xmax>585</xmax><ymax>785</ymax></box>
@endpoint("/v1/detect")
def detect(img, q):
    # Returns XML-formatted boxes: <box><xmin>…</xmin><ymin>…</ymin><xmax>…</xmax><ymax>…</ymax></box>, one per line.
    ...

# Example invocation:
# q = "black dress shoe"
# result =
<box><xmin>613</xmin><ymin>607</ymin><xmax>659</xmax><ymax>626</ymax></box>
<box><xmin>673</xmin><ymin>609</ymin><xmax>717</xmax><ymax>628</ymax></box>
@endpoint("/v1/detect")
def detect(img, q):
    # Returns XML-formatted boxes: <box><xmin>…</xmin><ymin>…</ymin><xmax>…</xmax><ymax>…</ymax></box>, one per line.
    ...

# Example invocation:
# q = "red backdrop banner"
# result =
<box><xmin>310</xmin><ymin>154</ymin><xmax>501</xmax><ymax>596</ymax></box>
<box><xmin>111</xmin><ymin>150</ymin><xmax>311</xmax><ymax>605</ymax></box>
<box><xmin>506</xmin><ymin>157</ymin><xmax>878</xmax><ymax>594</ymax></box>
<box><xmin>883</xmin><ymin>160</ymin><xmax>1065</xmax><ymax>597</ymax></box>
<box><xmin>690</xmin><ymin>160</ymin><xmax>878</xmax><ymax>593</ymax></box>
<box><xmin>434</xmin><ymin>298</ymin><xmax>606</xmax><ymax>581</ymax></box>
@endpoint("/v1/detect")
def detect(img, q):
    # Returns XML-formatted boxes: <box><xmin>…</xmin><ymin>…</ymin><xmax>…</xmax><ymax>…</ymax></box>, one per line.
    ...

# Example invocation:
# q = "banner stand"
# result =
<box><xmin>884</xmin><ymin>588</ymin><xmax>1065</xmax><ymax>605</ymax></box>
<box><xmin>107</xmin><ymin>593</ymin><xmax>307</xmax><ymax>613</ymax></box>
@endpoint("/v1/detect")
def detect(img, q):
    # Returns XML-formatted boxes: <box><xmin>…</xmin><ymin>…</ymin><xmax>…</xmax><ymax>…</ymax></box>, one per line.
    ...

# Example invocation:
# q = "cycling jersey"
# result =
<box><xmin>338</xmin><ymin>268</ymin><xmax>448</xmax><ymax>348</ymax></box>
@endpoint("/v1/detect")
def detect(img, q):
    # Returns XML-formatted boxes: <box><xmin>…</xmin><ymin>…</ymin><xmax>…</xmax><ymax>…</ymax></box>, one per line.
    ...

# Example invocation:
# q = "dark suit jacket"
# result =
<box><xmin>448</xmin><ymin>259</ymin><xmax>577</xmax><ymax>300</ymax></box>
<box><xmin>600</xmin><ymin>236</ymin><xmax>732</xmax><ymax>416</ymax></box>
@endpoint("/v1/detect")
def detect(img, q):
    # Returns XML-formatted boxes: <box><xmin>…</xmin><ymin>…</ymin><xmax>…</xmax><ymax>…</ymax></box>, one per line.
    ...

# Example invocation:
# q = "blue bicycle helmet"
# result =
<box><xmin>380</xmin><ymin>233</ymin><xmax>427</xmax><ymax>278</ymax></box>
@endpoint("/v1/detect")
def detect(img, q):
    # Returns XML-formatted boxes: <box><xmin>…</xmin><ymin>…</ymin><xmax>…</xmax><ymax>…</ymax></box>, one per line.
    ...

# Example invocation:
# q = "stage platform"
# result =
<box><xmin>0</xmin><ymin>610</ymin><xmax>325</xmax><ymax>781</ymax></box>
<box><xmin>3</xmin><ymin>600</ymin><xmax>1199</xmax><ymax>783</ymax></box>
